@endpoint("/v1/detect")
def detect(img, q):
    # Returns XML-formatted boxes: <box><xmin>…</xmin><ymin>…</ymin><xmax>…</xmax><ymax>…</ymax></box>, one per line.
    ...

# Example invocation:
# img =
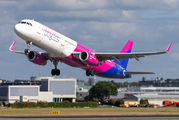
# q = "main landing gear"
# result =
<box><xmin>86</xmin><ymin>66</ymin><xmax>95</xmax><ymax>76</ymax></box>
<box><xmin>51</xmin><ymin>59</ymin><xmax>60</xmax><ymax>76</ymax></box>
<box><xmin>51</xmin><ymin>69</ymin><xmax>60</xmax><ymax>76</ymax></box>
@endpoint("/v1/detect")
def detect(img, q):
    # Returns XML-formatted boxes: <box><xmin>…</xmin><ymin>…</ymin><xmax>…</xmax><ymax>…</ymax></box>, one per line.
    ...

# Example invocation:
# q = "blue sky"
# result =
<box><xmin>0</xmin><ymin>0</ymin><xmax>179</xmax><ymax>82</ymax></box>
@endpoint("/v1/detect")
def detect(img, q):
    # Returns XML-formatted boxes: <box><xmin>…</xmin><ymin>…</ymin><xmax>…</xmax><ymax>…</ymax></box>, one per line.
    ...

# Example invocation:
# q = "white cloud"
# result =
<box><xmin>78</xmin><ymin>31</ymin><xmax>96</xmax><ymax>40</ymax></box>
<box><xmin>0</xmin><ymin>16</ymin><xmax>16</xmax><ymax>24</ymax></box>
<box><xmin>0</xmin><ymin>24</ymin><xmax>14</xmax><ymax>40</ymax></box>
<box><xmin>0</xmin><ymin>1</ymin><xmax>16</xmax><ymax>7</ymax></box>
<box><xmin>53</xmin><ymin>0</ymin><xmax>108</xmax><ymax>10</ymax></box>
<box><xmin>0</xmin><ymin>0</ymin><xmax>179</xmax><ymax>81</ymax></box>
<box><xmin>40</xmin><ymin>9</ymin><xmax>128</xmax><ymax>22</ymax></box>
<box><xmin>116</xmin><ymin>0</ymin><xmax>179</xmax><ymax>11</ymax></box>
<box><xmin>172</xmin><ymin>53</ymin><xmax>179</xmax><ymax>60</ymax></box>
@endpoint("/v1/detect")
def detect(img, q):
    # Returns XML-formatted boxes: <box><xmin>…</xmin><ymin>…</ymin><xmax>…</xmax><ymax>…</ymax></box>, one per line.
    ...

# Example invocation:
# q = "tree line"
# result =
<box><xmin>110</xmin><ymin>80</ymin><xmax>138</xmax><ymax>88</ymax></box>
<box><xmin>85</xmin><ymin>81</ymin><xmax>149</xmax><ymax>104</ymax></box>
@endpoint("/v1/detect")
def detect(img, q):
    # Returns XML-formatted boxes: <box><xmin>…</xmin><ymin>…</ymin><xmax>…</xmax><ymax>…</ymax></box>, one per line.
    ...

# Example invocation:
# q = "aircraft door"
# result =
<box><xmin>37</xmin><ymin>26</ymin><xmax>41</xmax><ymax>34</ymax></box>
<box><xmin>59</xmin><ymin>38</ymin><xmax>65</xmax><ymax>56</ymax></box>
<box><xmin>36</xmin><ymin>25</ymin><xmax>43</xmax><ymax>43</ymax></box>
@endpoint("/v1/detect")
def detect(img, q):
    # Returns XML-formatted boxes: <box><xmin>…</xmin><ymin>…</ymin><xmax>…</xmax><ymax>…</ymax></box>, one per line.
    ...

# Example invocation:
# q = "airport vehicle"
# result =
<box><xmin>3</xmin><ymin>101</ymin><xmax>8</xmax><ymax>106</ymax></box>
<box><xmin>163</xmin><ymin>101</ymin><xmax>179</xmax><ymax>107</ymax></box>
<box><xmin>9</xmin><ymin>19</ymin><xmax>172</xmax><ymax>78</ymax></box>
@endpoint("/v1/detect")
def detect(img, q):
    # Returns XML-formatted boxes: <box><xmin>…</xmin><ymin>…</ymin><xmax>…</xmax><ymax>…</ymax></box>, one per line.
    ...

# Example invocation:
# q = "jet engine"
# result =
<box><xmin>27</xmin><ymin>51</ymin><xmax>47</xmax><ymax>65</ymax></box>
<box><xmin>79</xmin><ymin>51</ymin><xmax>99</xmax><ymax>66</ymax></box>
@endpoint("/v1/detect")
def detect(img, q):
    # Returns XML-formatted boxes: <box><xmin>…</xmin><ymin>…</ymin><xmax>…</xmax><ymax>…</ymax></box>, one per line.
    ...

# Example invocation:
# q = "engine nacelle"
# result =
<box><xmin>79</xmin><ymin>51</ymin><xmax>99</xmax><ymax>66</ymax></box>
<box><xmin>27</xmin><ymin>51</ymin><xmax>47</xmax><ymax>66</ymax></box>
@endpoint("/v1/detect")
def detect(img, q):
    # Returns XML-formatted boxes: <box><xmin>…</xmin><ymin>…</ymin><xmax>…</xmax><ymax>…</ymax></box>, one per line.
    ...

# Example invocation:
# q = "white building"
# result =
<box><xmin>132</xmin><ymin>94</ymin><xmax>179</xmax><ymax>106</ymax></box>
<box><xmin>0</xmin><ymin>77</ymin><xmax>76</xmax><ymax>103</ymax></box>
<box><xmin>123</xmin><ymin>87</ymin><xmax>179</xmax><ymax>106</ymax></box>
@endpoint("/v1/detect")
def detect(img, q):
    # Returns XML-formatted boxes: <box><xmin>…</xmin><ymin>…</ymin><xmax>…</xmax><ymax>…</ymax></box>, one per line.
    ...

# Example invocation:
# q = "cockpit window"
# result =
<box><xmin>21</xmin><ymin>22</ymin><xmax>26</xmax><ymax>24</ymax></box>
<box><xmin>19</xmin><ymin>21</ymin><xmax>32</xmax><ymax>26</ymax></box>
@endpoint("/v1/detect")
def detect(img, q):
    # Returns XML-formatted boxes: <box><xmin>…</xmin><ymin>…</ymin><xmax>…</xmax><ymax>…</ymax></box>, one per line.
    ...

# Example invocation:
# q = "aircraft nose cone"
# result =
<box><xmin>14</xmin><ymin>24</ymin><xmax>19</xmax><ymax>34</ymax></box>
<box><xmin>14</xmin><ymin>24</ymin><xmax>27</xmax><ymax>40</ymax></box>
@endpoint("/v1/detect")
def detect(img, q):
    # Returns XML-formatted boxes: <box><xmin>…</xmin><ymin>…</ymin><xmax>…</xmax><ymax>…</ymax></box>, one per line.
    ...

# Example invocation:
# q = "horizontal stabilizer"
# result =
<box><xmin>124</xmin><ymin>71</ymin><xmax>155</xmax><ymax>75</ymax></box>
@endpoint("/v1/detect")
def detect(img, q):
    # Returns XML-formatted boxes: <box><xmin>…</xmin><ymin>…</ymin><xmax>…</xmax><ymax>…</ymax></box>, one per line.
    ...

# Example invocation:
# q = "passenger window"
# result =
<box><xmin>30</xmin><ymin>23</ymin><xmax>32</xmax><ymax>26</ymax></box>
<box><xmin>27</xmin><ymin>22</ymin><xmax>29</xmax><ymax>25</ymax></box>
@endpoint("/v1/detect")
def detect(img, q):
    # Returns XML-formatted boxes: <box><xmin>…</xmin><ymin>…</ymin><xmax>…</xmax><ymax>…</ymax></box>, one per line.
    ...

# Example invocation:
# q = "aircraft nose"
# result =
<box><xmin>14</xmin><ymin>23</ymin><xmax>27</xmax><ymax>39</ymax></box>
<box><xmin>14</xmin><ymin>24</ymin><xmax>20</xmax><ymax>34</ymax></box>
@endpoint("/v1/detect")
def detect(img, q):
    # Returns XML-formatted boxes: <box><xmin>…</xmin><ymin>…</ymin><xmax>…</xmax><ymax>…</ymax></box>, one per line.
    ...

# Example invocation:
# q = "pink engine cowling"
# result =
<box><xmin>27</xmin><ymin>51</ymin><xmax>47</xmax><ymax>65</ymax></box>
<box><xmin>79</xmin><ymin>51</ymin><xmax>99</xmax><ymax>66</ymax></box>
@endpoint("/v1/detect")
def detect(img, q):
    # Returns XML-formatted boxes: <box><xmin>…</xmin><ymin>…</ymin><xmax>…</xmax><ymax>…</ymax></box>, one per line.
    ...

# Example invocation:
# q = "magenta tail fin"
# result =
<box><xmin>119</xmin><ymin>40</ymin><xmax>133</xmax><ymax>69</ymax></box>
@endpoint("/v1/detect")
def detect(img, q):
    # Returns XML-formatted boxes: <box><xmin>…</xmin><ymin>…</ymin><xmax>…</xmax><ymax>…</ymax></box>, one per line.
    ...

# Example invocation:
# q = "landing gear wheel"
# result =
<box><xmin>91</xmin><ymin>70</ymin><xmax>95</xmax><ymax>76</ymax></box>
<box><xmin>51</xmin><ymin>59</ymin><xmax>60</xmax><ymax>76</ymax></box>
<box><xmin>86</xmin><ymin>70</ymin><xmax>91</xmax><ymax>76</ymax></box>
<box><xmin>56</xmin><ymin>69</ymin><xmax>60</xmax><ymax>76</ymax></box>
<box><xmin>86</xmin><ymin>70</ymin><xmax>95</xmax><ymax>76</ymax></box>
<box><xmin>51</xmin><ymin>69</ymin><xmax>56</xmax><ymax>76</ymax></box>
<box><xmin>51</xmin><ymin>69</ymin><xmax>60</xmax><ymax>76</ymax></box>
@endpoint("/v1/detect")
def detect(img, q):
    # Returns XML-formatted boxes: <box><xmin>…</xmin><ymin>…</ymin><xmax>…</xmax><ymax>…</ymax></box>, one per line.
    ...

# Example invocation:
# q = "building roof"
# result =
<box><xmin>134</xmin><ymin>94</ymin><xmax>179</xmax><ymax>99</ymax></box>
<box><xmin>78</xmin><ymin>85</ymin><xmax>92</xmax><ymax>90</ymax></box>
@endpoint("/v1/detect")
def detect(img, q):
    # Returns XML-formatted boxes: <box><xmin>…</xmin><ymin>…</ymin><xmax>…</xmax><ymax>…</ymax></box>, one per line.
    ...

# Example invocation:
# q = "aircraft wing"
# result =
<box><xmin>9</xmin><ymin>41</ymin><xmax>54</xmax><ymax>60</ymax></box>
<box><xmin>94</xmin><ymin>42</ymin><xmax>172</xmax><ymax>62</ymax></box>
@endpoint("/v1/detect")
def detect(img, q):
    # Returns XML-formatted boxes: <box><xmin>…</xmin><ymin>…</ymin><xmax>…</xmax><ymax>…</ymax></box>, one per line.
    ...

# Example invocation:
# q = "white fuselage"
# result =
<box><xmin>13</xmin><ymin>19</ymin><xmax>133</xmax><ymax>79</ymax></box>
<box><xmin>14</xmin><ymin>19</ymin><xmax>77</xmax><ymax>58</ymax></box>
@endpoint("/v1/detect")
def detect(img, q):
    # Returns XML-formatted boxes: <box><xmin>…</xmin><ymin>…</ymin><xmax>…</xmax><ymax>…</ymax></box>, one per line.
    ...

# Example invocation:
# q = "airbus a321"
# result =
<box><xmin>9</xmin><ymin>19</ymin><xmax>172</xmax><ymax>79</ymax></box>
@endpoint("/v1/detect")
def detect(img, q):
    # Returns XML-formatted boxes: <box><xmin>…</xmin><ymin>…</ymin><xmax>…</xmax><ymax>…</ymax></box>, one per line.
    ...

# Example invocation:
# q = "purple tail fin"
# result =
<box><xmin>119</xmin><ymin>40</ymin><xmax>133</xmax><ymax>69</ymax></box>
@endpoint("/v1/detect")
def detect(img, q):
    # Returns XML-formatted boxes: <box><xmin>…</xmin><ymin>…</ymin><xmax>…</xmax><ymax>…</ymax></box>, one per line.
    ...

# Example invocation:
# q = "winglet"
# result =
<box><xmin>9</xmin><ymin>41</ymin><xmax>25</xmax><ymax>54</ymax></box>
<box><xmin>9</xmin><ymin>41</ymin><xmax>16</xmax><ymax>51</ymax></box>
<box><xmin>166</xmin><ymin>42</ymin><xmax>173</xmax><ymax>52</ymax></box>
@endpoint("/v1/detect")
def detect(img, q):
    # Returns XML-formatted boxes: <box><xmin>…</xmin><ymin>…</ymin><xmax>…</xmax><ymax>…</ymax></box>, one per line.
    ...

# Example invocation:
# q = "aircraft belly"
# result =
<box><xmin>55</xmin><ymin>55</ymin><xmax>88</xmax><ymax>68</ymax></box>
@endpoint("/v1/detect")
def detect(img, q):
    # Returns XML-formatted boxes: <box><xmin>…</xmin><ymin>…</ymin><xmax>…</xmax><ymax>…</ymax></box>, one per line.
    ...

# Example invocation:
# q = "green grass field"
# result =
<box><xmin>0</xmin><ymin>107</ymin><xmax>179</xmax><ymax>116</ymax></box>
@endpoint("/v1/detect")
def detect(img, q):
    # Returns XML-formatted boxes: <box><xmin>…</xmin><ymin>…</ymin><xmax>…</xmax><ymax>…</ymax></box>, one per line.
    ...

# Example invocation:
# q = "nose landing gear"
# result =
<box><xmin>24</xmin><ymin>41</ymin><xmax>32</xmax><ymax>54</ymax></box>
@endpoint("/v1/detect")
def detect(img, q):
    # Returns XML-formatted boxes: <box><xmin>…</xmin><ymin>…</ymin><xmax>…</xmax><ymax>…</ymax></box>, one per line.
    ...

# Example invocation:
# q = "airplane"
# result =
<box><xmin>9</xmin><ymin>19</ymin><xmax>172</xmax><ymax>79</ymax></box>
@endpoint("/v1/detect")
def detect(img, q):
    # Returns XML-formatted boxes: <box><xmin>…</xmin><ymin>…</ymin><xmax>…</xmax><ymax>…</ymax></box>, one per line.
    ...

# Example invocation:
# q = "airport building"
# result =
<box><xmin>0</xmin><ymin>77</ymin><xmax>76</xmax><ymax>103</ymax></box>
<box><xmin>76</xmin><ymin>77</ymin><xmax>98</xmax><ymax>100</ymax></box>
<box><xmin>76</xmin><ymin>77</ymin><xmax>179</xmax><ymax>106</ymax></box>
<box><xmin>120</xmin><ymin>87</ymin><xmax>179</xmax><ymax>106</ymax></box>
<box><xmin>138</xmin><ymin>78</ymin><xmax>179</xmax><ymax>87</ymax></box>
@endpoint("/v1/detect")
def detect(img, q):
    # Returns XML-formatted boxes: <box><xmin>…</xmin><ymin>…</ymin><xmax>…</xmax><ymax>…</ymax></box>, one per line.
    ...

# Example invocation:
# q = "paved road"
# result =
<box><xmin>1</xmin><ymin>115</ymin><xmax>179</xmax><ymax>120</ymax></box>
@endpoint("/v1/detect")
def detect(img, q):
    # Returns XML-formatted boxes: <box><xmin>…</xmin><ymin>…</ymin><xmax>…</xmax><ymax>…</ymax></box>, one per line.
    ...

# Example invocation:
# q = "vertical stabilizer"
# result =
<box><xmin>119</xmin><ymin>40</ymin><xmax>133</xmax><ymax>69</ymax></box>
